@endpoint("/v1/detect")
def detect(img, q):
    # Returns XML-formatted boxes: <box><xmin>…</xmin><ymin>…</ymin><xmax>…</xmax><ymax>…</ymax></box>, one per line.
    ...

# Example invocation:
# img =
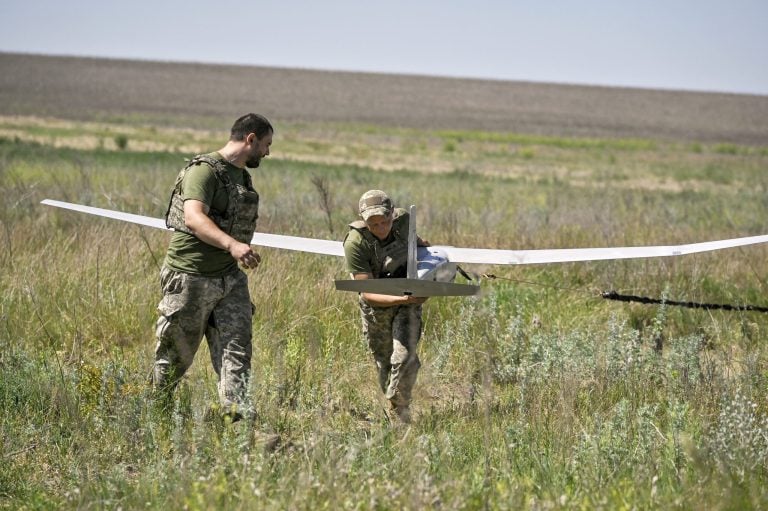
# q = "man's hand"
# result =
<box><xmin>184</xmin><ymin>200</ymin><xmax>261</xmax><ymax>269</ymax></box>
<box><xmin>353</xmin><ymin>273</ymin><xmax>429</xmax><ymax>307</ymax></box>
<box><xmin>229</xmin><ymin>241</ymin><xmax>261</xmax><ymax>269</ymax></box>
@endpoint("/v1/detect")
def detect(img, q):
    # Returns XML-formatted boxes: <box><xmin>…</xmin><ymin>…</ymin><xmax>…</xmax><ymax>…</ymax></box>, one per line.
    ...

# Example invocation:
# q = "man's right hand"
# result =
<box><xmin>184</xmin><ymin>200</ymin><xmax>261</xmax><ymax>269</ymax></box>
<box><xmin>230</xmin><ymin>242</ymin><xmax>261</xmax><ymax>269</ymax></box>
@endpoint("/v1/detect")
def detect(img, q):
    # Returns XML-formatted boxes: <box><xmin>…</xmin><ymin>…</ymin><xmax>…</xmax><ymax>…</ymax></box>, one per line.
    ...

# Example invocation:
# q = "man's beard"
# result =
<box><xmin>245</xmin><ymin>156</ymin><xmax>261</xmax><ymax>169</ymax></box>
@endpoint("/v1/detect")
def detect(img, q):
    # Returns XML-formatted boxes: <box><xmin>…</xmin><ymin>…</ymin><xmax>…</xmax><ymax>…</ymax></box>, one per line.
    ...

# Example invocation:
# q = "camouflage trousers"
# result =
<box><xmin>359</xmin><ymin>299</ymin><xmax>422</xmax><ymax>408</ymax></box>
<box><xmin>153</xmin><ymin>266</ymin><xmax>253</xmax><ymax>409</ymax></box>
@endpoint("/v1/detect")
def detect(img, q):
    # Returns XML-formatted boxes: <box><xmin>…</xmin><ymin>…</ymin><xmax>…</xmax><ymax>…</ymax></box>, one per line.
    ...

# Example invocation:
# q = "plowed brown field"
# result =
<box><xmin>1</xmin><ymin>52</ymin><xmax>766</xmax><ymax>144</ymax></box>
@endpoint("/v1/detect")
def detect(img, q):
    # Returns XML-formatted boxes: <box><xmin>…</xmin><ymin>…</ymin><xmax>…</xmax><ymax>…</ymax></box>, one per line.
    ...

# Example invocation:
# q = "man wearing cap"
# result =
<box><xmin>343</xmin><ymin>190</ymin><xmax>429</xmax><ymax>424</ymax></box>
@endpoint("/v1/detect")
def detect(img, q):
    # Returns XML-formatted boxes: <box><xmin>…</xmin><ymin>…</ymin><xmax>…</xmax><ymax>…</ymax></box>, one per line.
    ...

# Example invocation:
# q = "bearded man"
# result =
<box><xmin>153</xmin><ymin>113</ymin><xmax>273</xmax><ymax>421</ymax></box>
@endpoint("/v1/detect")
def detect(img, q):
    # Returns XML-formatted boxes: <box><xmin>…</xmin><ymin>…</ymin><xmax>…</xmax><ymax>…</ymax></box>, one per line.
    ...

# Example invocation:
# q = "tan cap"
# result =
<box><xmin>358</xmin><ymin>189</ymin><xmax>394</xmax><ymax>220</ymax></box>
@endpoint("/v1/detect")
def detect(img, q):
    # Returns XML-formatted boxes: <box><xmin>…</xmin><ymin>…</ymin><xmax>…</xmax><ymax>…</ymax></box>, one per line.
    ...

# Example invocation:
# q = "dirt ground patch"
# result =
<box><xmin>2</xmin><ymin>52</ymin><xmax>767</xmax><ymax>145</ymax></box>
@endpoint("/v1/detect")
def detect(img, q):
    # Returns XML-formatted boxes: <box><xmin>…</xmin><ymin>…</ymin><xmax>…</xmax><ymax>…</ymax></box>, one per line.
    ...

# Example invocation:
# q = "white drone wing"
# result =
<box><xmin>41</xmin><ymin>199</ymin><xmax>345</xmax><ymax>256</ymax></box>
<box><xmin>42</xmin><ymin>199</ymin><xmax>768</xmax><ymax>265</ymax></box>
<box><xmin>436</xmin><ymin>235</ymin><xmax>768</xmax><ymax>266</ymax></box>
<box><xmin>42</xmin><ymin>199</ymin><xmax>170</xmax><ymax>230</ymax></box>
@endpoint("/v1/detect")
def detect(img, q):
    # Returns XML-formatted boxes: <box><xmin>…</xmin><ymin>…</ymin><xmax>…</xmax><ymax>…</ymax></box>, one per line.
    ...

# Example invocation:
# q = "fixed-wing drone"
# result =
<box><xmin>41</xmin><ymin>199</ymin><xmax>768</xmax><ymax>297</ymax></box>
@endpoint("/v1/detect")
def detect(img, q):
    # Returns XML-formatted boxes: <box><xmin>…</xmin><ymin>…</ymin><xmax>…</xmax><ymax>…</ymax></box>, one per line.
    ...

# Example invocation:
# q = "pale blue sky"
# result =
<box><xmin>1</xmin><ymin>0</ymin><xmax>766</xmax><ymax>95</ymax></box>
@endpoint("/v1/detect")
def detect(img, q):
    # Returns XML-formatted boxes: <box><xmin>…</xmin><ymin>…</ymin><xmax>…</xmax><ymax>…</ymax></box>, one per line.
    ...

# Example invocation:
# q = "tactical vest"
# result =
<box><xmin>165</xmin><ymin>154</ymin><xmax>259</xmax><ymax>245</ymax></box>
<box><xmin>348</xmin><ymin>209</ymin><xmax>410</xmax><ymax>278</ymax></box>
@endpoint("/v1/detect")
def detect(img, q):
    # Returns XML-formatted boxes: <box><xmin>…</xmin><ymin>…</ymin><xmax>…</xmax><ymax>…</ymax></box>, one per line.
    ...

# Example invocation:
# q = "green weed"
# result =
<box><xmin>2</xmin><ymin>126</ymin><xmax>768</xmax><ymax>509</ymax></box>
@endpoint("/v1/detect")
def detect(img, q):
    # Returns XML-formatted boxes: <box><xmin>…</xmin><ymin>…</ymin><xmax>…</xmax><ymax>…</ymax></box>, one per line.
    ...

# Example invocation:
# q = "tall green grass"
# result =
<box><xmin>1</xmin><ymin>132</ymin><xmax>767</xmax><ymax>509</ymax></box>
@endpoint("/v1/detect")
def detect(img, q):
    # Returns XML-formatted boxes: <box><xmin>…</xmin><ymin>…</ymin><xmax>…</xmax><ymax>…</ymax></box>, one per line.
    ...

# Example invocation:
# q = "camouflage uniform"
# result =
<box><xmin>359</xmin><ymin>297</ymin><xmax>422</xmax><ymax>411</ymax></box>
<box><xmin>154</xmin><ymin>266</ymin><xmax>252</xmax><ymax>409</ymax></box>
<box><xmin>343</xmin><ymin>190</ymin><xmax>423</xmax><ymax>421</ymax></box>
<box><xmin>154</xmin><ymin>153</ymin><xmax>259</xmax><ymax>413</ymax></box>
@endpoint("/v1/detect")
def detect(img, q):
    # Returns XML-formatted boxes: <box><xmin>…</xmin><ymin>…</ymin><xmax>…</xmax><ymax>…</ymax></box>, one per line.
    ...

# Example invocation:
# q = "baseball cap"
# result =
<box><xmin>359</xmin><ymin>190</ymin><xmax>394</xmax><ymax>220</ymax></box>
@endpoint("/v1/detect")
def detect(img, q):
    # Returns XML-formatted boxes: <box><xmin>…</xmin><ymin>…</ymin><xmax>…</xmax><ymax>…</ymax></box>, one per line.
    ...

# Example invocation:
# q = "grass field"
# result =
<box><xmin>1</xmin><ymin>54</ymin><xmax>768</xmax><ymax>510</ymax></box>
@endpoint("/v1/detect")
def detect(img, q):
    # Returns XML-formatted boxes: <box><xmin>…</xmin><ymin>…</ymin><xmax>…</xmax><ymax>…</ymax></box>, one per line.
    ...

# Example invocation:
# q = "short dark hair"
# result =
<box><xmin>230</xmin><ymin>113</ymin><xmax>273</xmax><ymax>141</ymax></box>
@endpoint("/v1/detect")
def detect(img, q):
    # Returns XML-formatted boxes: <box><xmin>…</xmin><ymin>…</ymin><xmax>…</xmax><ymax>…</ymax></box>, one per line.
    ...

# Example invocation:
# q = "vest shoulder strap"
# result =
<box><xmin>188</xmin><ymin>154</ymin><xmax>256</xmax><ymax>192</ymax></box>
<box><xmin>348</xmin><ymin>220</ymin><xmax>377</xmax><ymax>247</ymax></box>
<box><xmin>185</xmin><ymin>154</ymin><xmax>231</xmax><ymax>183</ymax></box>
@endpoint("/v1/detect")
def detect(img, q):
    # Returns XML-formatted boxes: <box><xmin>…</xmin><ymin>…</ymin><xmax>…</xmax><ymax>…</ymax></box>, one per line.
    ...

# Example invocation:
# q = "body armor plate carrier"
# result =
<box><xmin>348</xmin><ymin>209</ymin><xmax>410</xmax><ymax>278</ymax></box>
<box><xmin>165</xmin><ymin>155</ymin><xmax>259</xmax><ymax>245</ymax></box>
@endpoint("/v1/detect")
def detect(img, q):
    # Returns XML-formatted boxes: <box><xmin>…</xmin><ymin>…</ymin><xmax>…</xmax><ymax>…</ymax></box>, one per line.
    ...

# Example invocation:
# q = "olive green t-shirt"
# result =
<box><xmin>164</xmin><ymin>152</ymin><xmax>251</xmax><ymax>276</ymax></box>
<box><xmin>343</xmin><ymin>209</ymin><xmax>410</xmax><ymax>275</ymax></box>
